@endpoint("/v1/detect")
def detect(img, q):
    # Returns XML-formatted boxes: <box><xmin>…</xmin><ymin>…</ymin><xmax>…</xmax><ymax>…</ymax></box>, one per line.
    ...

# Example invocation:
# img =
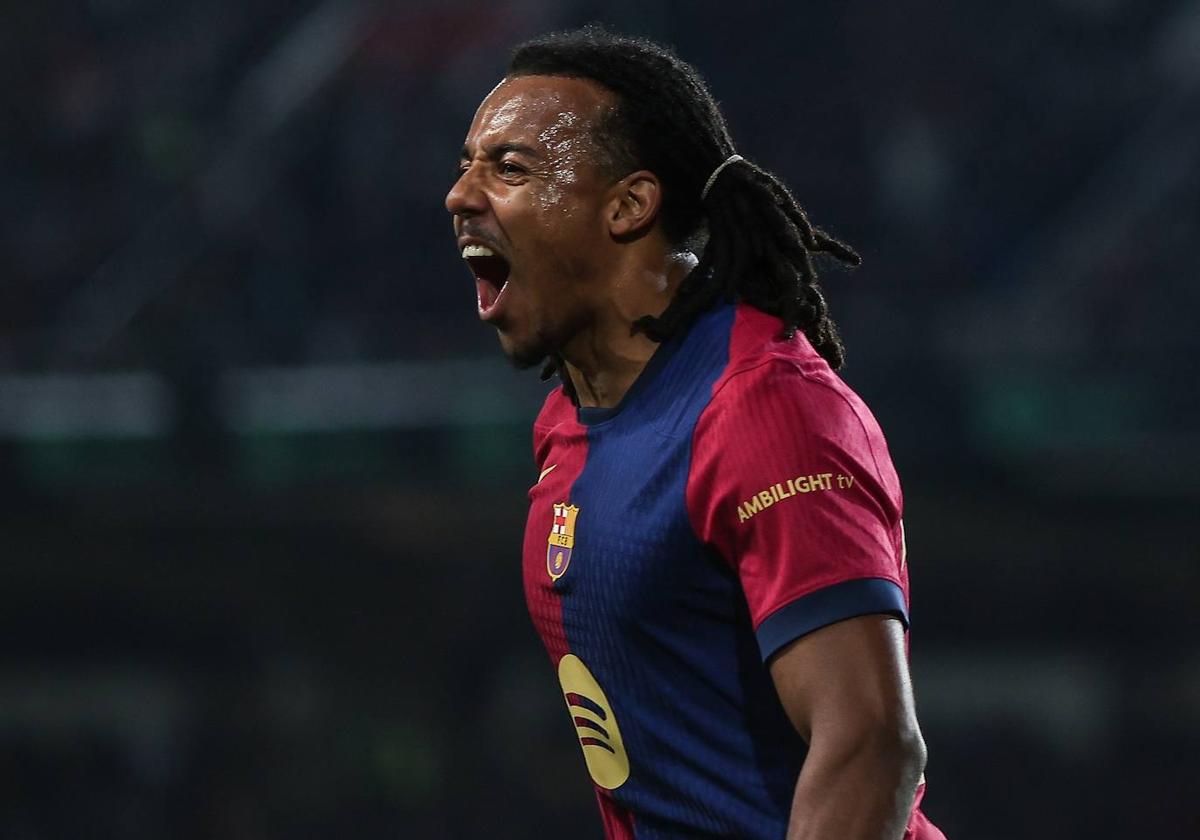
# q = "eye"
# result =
<box><xmin>499</xmin><ymin>161</ymin><xmax>526</xmax><ymax>176</ymax></box>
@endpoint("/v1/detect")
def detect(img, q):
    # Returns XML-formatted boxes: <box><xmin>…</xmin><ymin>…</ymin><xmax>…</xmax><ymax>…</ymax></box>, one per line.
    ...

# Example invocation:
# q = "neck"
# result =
<box><xmin>563</xmin><ymin>250</ymin><xmax>698</xmax><ymax>409</ymax></box>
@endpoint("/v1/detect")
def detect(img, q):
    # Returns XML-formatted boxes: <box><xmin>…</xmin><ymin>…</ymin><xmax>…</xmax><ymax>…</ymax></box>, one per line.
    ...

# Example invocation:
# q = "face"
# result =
<box><xmin>446</xmin><ymin>75</ymin><xmax>619</xmax><ymax>368</ymax></box>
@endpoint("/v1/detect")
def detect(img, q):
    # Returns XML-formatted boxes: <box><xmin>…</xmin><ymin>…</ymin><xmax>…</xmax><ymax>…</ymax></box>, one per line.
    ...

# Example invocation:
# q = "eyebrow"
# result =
<box><xmin>459</xmin><ymin>141</ymin><xmax>544</xmax><ymax>162</ymax></box>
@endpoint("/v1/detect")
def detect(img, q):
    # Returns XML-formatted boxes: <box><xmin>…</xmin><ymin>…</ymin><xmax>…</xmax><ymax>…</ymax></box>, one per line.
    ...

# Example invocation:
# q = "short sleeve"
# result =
<box><xmin>685</xmin><ymin>360</ymin><xmax>908</xmax><ymax>661</ymax></box>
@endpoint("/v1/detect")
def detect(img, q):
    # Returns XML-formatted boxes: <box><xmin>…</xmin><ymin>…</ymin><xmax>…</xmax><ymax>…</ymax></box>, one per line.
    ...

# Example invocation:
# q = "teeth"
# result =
<box><xmin>462</xmin><ymin>244</ymin><xmax>495</xmax><ymax>258</ymax></box>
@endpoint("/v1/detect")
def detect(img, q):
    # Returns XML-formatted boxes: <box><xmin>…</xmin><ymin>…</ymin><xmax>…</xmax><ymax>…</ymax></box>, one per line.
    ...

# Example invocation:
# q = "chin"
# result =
<box><xmin>498</xmin><ymin>331</ymin><xmax>549</xmax><ymax>371</ymax></box>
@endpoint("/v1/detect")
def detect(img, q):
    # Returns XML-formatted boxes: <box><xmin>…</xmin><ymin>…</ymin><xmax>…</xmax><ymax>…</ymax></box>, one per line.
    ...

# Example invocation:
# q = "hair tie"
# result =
<box><xmin>700</xmin><ymin>154</ymin><xmax>744</xmax><ymax>200</ymax></box>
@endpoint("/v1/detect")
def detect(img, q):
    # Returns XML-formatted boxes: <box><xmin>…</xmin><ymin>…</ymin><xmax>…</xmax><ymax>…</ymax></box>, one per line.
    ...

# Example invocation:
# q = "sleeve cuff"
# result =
<box><xmin>755</xmin><ymin>577</ymin><xmax>909</xmax><ymax>661</ymax></box>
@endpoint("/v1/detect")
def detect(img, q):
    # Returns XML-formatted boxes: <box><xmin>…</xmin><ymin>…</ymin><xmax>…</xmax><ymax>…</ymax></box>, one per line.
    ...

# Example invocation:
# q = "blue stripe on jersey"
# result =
<box><xmin>755</xmin><ymin>578</ymin><xmax>909</xmax><ymax>661</ymax></box>
<box><xmin>560</xmin><ymin>305</ymin><xmax>803</xmax><ymax>838</ymax></box>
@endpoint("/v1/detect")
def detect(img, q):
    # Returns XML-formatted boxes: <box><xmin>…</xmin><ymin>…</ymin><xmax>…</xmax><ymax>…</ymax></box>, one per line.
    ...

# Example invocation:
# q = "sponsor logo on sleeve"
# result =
<box><xmin>736</xmin><ymin>472</ymin><xmax>857</xmax><ymax>523</ymax></box>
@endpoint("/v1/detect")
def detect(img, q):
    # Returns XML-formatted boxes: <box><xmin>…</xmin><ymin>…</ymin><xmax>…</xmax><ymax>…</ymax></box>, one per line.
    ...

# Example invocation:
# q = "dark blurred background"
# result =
<box><xmin>2</xmin><ymin>0</ymin><xmax>1198</xmax><ymax>837</ymax></box>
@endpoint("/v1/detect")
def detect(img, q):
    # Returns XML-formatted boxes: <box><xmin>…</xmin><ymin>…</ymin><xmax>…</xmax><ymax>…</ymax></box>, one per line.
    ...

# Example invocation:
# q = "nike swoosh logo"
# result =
<box><xmin>537</xmin><ymin>464</ymin><xmax>557</xmax><ymax>483</ymax></box>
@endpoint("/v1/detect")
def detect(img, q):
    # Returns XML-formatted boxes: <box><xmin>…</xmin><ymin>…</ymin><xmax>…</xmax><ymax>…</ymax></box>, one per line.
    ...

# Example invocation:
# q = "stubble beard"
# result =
<box><xmin>496</xmin><ymin>266</ymin><xmax>593</xmax><ymax>373</ymax></box>
<box><xmin>498</xmin><ymin>327</ymin><xmax>555</xmax><ymax>371</ymax></box>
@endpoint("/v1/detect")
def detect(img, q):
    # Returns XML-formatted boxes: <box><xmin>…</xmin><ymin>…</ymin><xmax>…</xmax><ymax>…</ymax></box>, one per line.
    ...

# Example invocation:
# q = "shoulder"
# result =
<box><xmin>702</xmin><ymin>342</ymin><xmax>889</xmax><ymax>472</ymax></box>
<box><xmin>714</xmin><ymin>304</ymin><xmax>872</xmax><ymax>421</ymax></box>
<box><xmin>690</xmin><ymin>324</ymin><xmax>901</xmax><ymax>518</ymax></box>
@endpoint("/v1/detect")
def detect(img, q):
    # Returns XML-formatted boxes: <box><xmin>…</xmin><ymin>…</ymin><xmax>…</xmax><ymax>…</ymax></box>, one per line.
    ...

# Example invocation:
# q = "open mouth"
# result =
<box><xmin>462</xmin><ymin>245</ymin><xmax>511</xmax><ymax>316</ymax></box>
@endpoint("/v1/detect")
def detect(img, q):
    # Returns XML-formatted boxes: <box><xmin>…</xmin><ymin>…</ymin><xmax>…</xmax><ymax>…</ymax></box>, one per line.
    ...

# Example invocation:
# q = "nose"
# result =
<box><xmin>445</xmin><ymin>163</ymin><xmax>486</xmax><ymax>218</ymax></box>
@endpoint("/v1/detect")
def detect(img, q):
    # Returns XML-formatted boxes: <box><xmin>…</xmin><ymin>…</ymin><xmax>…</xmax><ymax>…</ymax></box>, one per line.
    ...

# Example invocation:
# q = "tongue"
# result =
<box><xmin>468</xmin><ymin>255</ymin><xmax>509</xmax><ymax>312</ymax></box>
<box><xmin>477</xmin><ymin>277</ymin><xmax>500</xmax><ymax>311</ymax></box>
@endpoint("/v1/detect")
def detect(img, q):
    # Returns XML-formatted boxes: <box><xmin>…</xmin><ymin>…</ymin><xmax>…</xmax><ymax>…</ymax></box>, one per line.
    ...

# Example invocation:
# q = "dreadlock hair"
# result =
<box><xmin>508</xmin><ymin>25</ymin><xmax>861</xmax><ymax>380</ymax></box>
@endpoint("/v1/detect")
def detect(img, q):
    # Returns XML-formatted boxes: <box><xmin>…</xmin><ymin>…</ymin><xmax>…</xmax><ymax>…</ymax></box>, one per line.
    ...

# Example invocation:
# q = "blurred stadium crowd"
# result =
<box><xmin>1</xmin><ymin>0</ymin><xmax>1197</xmax><ymax>837</ymax></box>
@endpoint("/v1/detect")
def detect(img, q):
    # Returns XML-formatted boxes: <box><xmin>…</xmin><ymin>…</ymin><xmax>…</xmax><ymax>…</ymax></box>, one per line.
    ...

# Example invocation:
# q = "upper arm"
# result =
<box><xmin>767</xmin><ymin>614</ymin><xmax>917</xmax><ymax>744</ymax></box>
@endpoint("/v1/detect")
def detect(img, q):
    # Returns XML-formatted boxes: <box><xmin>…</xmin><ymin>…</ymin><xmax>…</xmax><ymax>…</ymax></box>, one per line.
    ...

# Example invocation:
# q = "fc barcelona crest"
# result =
<box><xmin>547</xmin><ymin>502</ymin><xmax>579</xmax><ymax>581</ymax></box>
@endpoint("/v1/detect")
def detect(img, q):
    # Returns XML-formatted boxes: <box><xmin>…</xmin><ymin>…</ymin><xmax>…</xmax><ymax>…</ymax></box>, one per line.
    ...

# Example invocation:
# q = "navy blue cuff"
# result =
<box><xmin>755</xmin><ymin>578</ymin><xmax>909</xmax><ymax>662</ymax></box>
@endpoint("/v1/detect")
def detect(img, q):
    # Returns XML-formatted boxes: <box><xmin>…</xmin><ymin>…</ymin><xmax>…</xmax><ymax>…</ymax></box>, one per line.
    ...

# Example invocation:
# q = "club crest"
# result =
<box><xmin>547</xmin><ymin>502</ymin><xmax>579</xmax><ymax>581</ymax></box>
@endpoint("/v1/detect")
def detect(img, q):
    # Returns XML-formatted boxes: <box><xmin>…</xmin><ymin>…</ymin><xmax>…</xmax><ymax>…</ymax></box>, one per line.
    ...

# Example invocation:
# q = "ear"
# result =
<box><xmin>607</xmin><ymin>170</ymin><xmax>662</xmax><ymax>239</ymax></box>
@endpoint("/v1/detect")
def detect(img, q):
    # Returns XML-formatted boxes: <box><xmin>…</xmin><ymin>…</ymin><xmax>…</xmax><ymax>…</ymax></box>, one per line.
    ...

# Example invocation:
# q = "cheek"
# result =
<box><xmin>532</xmin><ymin>170</ymin><xmax>582</xmax><ymax>214</ymax></box>
<box><xmin>532</xmin><ymin>189</ymin><xmax>605</xmax><ymax>258</ymax></box>
<box><xmin>524</xmin><ymin>224</ymin><xmax>594</xmax><ymax>289</ymax></box>
<box><xmin>509</xmin><ymin>211</ymin><xmax>583</xmax><ymax>283</ymax></box>
<box><xmin>533</xmin><ymin>143</ymin><xmax>594</xmax><ymax>215</ymax></box>
<box><xmin>505</xmin><ymin>185</ymin><xmax>606</xmax><ymax>289</ymax></box>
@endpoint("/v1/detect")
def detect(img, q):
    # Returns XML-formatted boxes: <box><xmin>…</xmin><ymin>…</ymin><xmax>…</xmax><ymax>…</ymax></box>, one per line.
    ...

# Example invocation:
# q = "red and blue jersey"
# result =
<box><xmin>524</xmin><ymin>302</ymin><xmax>942</xmax><ymax>839</ymax></box>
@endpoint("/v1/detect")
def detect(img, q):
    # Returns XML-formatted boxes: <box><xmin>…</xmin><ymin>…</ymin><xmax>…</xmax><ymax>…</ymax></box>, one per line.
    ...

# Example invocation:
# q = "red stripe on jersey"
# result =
<box><xmin>524</xmin><ymin>388</ymin><xmax>584</xmax><ymax>664</ymax></box>
<box><xmin>595</xmin><ymin>789</ymin><xmax>637</xmax><ymax>840</ymax></box>
<box><xmin>905</xmin><ymin>784</ymin><xmax>947</xmax><ymax>840</ymax></box>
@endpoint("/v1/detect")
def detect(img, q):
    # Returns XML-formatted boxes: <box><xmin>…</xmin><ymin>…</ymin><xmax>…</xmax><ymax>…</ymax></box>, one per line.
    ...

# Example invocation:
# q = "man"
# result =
<box><xmin>446</xmin><ymin>26</ymin><xmax>946</xmax><ymax>840</ymax></box>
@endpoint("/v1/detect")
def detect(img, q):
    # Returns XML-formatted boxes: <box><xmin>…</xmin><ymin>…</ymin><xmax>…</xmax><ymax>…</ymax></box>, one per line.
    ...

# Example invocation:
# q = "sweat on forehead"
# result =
<box><xmin>468</xmin><ymin>75</ymin><xmax>615</xmax><ymax>153</ymax></box>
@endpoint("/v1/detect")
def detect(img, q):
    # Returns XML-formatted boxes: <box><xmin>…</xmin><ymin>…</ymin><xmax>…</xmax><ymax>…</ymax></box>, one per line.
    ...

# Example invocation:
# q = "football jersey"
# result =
<box><xmin>523</xmin><ymin>302</ymin><xmax>943</xmax><ymax>839</ymax></box>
